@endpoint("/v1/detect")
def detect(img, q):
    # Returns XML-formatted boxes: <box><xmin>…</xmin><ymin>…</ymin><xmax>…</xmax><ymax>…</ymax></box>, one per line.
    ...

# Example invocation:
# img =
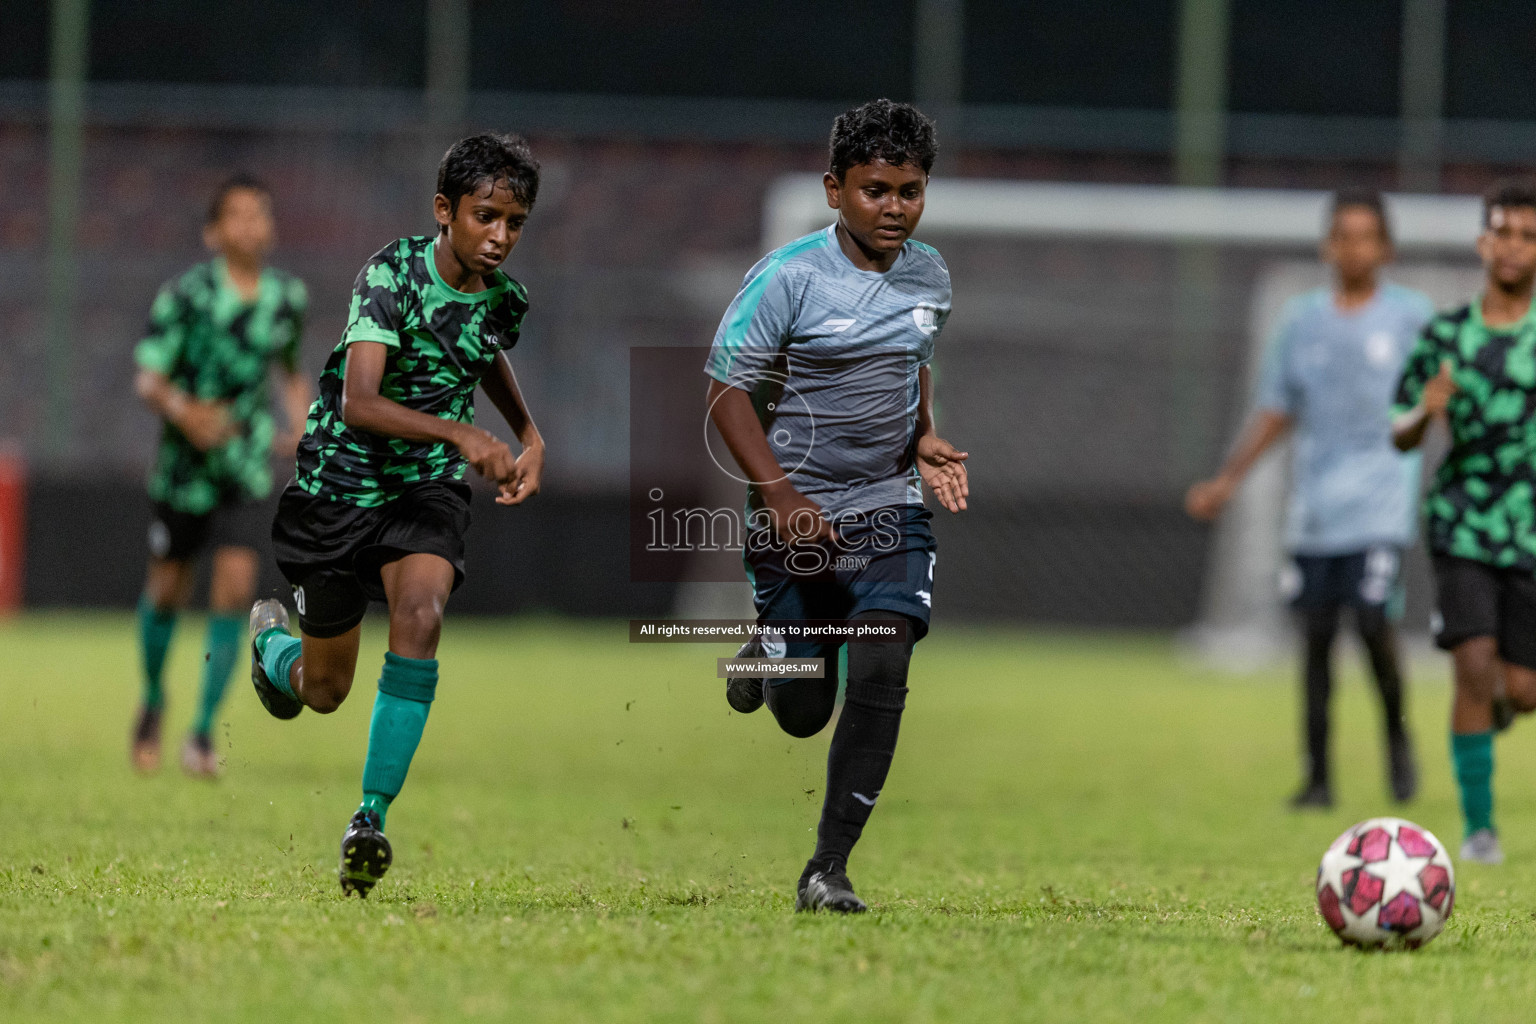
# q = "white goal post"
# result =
<box><xmin>762</xmin><ymin>176</ymin><xmax>1481</xmax><ymax>252</ymax></box>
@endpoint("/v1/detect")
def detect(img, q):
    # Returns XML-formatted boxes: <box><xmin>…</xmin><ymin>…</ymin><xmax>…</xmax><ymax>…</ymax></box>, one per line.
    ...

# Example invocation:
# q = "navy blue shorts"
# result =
<box><xmin>744</xmin><ymin>504</ymin><xmax>935</xmax><ymax>669</ymax></box>
<box><xmin>1281</xmin><ymin>545</ymin><xmax>1402</xmax><ymax>614</ymax></box>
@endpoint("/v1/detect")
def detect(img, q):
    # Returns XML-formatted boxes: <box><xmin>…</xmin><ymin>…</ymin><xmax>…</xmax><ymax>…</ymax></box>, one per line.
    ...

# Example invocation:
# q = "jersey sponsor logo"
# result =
<box><xmin>1365</xmin><ymin>330</ymin><xmax>1396</xmax><ymax>368</ymax></box>
<box><xmin>820</xmin><ymin>318</ymin><xmax>856</xmax><ymax>333</ymax></box>
<box><xmin>911</xmin><ymin>306</ymin><xmax>940</xmax><ymax>336</ymax></box>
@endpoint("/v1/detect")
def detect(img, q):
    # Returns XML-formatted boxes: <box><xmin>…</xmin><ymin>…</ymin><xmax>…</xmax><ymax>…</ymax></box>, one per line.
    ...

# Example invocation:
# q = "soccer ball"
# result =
<box><xmin>1316</xmin><ymin>817</ymin><xmax>1454</xmax><ymax>949</ymax></box>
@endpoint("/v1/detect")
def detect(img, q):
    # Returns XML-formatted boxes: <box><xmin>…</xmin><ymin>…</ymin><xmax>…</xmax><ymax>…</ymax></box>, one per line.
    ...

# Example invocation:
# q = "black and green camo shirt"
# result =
<box><xmin>135</xmin><ymin>259</ymin><xmax>306</xmax><ymax>514</ymax></box>
<box><xmin>293</xmin><ymin>235</ymin><xmax>528</xmax><ymax>508</ymax></box>
<box><xmin>1394</xmin><ymin>299</ymin><xmax>1536</xmax><ymax>571</ymax></box>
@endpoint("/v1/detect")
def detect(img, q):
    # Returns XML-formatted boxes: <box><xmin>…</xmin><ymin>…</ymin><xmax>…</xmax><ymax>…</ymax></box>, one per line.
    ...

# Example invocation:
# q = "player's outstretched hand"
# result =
<box><xmin>177</xmin><ymin>399</ymin><xmax>238</xmax><ymax>452</ymax></box>
<box><xmin>1184</xmin><ymin>476</ymin><xmax>1235</xmax><ymax>522</ymax></box>
<box><xmin>1424</xmin><ymin>360</ymin><xmax>1459</xmax><ymax>416</ymax></box>
<box><xmin>917</xmin><ymin>435</ymin><xmax>969</xmax><ymax>513</ymax></box>
<box><xmin>762</xmin><ymin>483</ymin><xmax>837</xmax><ymax>545</ymax></box>
<box><xmin>497</xmin><ymin>442</ymin><xmax>544</xmax><ymax>506</ymax></box>
<box><xmin>456</xmin><ymin>427</ymin><xmax>517</xmax><ymax>487</ymax></box>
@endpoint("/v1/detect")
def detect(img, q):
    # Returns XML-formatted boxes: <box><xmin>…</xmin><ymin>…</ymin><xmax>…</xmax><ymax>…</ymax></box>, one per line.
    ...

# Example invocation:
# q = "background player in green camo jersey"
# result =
<box><xmin>131</xmin><ymin>173</ymin><xmax>310</xmax><ymax>779</ymax></box>
<box><xmin>1394</xmin><ymin>178</ymin><xmax>1536</xmax><ymax>865</ymax></box>
<box><xmin>250</xmin><ymin>133</ymin><xmax>546</xmax><ymax>897</ymax></box>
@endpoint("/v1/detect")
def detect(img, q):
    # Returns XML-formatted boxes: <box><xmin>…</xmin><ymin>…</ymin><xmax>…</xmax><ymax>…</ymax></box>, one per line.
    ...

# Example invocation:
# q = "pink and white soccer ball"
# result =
<box><xmin>1316</xmin><ymin>817</ymin><xmax>1454</xmax><ymax>949</ymax></box>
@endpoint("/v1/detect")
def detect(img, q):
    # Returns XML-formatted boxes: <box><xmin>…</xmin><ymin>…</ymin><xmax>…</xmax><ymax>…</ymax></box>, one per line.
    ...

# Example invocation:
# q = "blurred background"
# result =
<box><xmin>0</xmin><ymin>0</ymin><xmax>1526</xmax><ymax>643</ymax></box>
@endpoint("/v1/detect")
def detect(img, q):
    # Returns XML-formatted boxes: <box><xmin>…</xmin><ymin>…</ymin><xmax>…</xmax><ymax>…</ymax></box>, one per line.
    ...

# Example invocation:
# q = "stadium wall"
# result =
<box><xmin>3</xmin><ymin>90</ymin><xmax>1530</xmax><ymax>627</ymax></box>
<box><xmin>21</xmin><ymin>475</ymin><xmax>1209</xmax><ymax>627</ymax></box>
<box><xmin>22</xmin><ymin>475</ymin><xmax>677</xmax><ymax>619</ymax></box>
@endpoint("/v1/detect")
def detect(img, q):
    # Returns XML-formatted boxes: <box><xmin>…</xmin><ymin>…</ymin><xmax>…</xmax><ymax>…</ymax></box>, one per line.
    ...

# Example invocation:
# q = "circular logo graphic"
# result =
<box><xmin>705</xmin><ymin>370</ymin><xmax>817</xmax><ymax>486</ymax></box>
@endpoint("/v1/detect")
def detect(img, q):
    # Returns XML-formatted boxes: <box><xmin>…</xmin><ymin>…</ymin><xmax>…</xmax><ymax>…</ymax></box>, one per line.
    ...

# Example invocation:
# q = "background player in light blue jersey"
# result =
<box><xmin>704</xmin><ymin>100</ymin><xmax>970</xmax><ymax>913</ymax></box>
<box><xmin>1187</xmin><ymin>190</ymin><xmax>1434</xmax><ymax>810</ymax></box>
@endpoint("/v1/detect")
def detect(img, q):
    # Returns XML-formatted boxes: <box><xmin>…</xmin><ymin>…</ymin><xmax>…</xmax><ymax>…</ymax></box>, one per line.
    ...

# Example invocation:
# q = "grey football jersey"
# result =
<box><xmin>705</xmin><ymin>225</ymin><xmax>952</xmax><ymax>518</ymax></box>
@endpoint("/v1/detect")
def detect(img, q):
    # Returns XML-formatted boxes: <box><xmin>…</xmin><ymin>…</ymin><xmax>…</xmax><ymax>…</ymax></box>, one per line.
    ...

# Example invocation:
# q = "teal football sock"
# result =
<box><xmin>192</xmin><ymin>614</ymin><xmax>243</xmax><ymax>737</ymax></box>
<box><xmin>359</xmin><ymin>792</ymin><xmax>391</xmax><ymax>824</ymax></box>
<box><xmin>359</xmin><ymin>652</ymin><xmax>438</xmax><ymax>831</ymax></box>
<box><xmin>137</xmin><ymin>594</ymin><xmax>177</xmax><ymax>710</ymax></box>
<box><xmin>1451</xmin><ymin>731</ymin><xmax>1495</xmax><ymax>837</ymax></box>
<box><xmin>260</xmin><ymin>632</ymin><xmax>303</xmax><ymax>700</ymax></box>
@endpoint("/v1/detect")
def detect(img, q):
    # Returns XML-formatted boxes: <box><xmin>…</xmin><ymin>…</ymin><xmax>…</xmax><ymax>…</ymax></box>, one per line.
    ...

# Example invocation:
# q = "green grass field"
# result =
<box><xmin>5</xmin><ymin>613</ymin><xmax>1536</xmax><ymax>1022</ymax></box>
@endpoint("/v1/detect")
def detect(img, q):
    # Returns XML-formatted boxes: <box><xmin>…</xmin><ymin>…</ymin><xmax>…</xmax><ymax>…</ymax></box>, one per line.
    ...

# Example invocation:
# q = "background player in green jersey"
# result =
<box><xmin>131</xmin><ymin>174</ymin><xmax>310</xmax><ymax>778</ymax></box>
<box><xmin>249</xmin><ymin>133</ymin><xmax>546</xmax><ymax>896</ymax></box>
<box><xmin>1394</xmin><ymin>179</ymin><xmax>1536</xmax><ymax>864</ymax></box>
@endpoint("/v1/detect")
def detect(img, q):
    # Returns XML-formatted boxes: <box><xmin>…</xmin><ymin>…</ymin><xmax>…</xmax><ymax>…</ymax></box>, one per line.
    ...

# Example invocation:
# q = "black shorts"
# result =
<box><xmin>148</xmin><ymin>498</ymin><xmax>268</xmax><ymax>561</ymax></box>
<box><xmin>1282</xmin><ymin>546</ymin><xmax>1402</xmax><ymax>613</ymax></box>
<box><xmin>270</xmin><ymin>478</ymin><xmax>472</xmax><ymax>638</ymax></box>
<box><xmin>1431</xmin><ymin>554</ymin><xmax>1536</xmax><ymax>669</ymax></box>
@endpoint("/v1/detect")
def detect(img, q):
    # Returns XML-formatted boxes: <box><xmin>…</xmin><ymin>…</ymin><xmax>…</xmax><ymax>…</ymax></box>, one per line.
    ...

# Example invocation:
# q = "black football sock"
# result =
<box><xmin>807</xmin><ymin>612</ymin><xmax>917</xmax><ymax>879</ymax></box>
<box><xmin>765</xmin><ymin>675</ymin><xmax>839</xmax><ymax>738</ymax></box>
<box><xmin>1355</xmin><ymin>605</ymin><xmax>1408</xmax><ymax>741</ymax></box>
<box><xmin>1301</xmin><ymin>606</ymin><xmax>1339</xmax><ymax>788</ymax></box>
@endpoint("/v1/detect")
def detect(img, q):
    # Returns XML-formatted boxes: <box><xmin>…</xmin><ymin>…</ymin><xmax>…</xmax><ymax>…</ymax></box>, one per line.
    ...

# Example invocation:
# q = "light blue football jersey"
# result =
<box><xmin>1255</xmin><ymin>282</ymin><xmax>1435</xmax><ymax>554</ymax></box>
<box><xmin>705</xmin><ymin>225</ymin><xmax>952</xmax><ymax>519</ymax></box>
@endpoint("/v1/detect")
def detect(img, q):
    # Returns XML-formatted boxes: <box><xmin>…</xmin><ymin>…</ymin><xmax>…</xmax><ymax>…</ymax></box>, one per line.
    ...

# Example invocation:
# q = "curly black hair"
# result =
<box><xmin>206</xmin><ymin>172</ymin><xmax>269</xmax><ymax>224</ymax></box>
<box><xmin>828</xmin><ymin>99</ymin><xmax>938</xmax><ymax>180</ymax></box>
<box><xmin>437</xmin><ymin>132</ymin><xmax>541</xmax><ymax>216</ymax></box>
<box><xmin>1329</xmin><ymin>187</ymin><xmax>1392</xmax><ymax>243</ymax></box>
<box><xmin>1484</xmin><ymin>177</ymin><xmax>1536</xmax><ymax>227</ymax></box>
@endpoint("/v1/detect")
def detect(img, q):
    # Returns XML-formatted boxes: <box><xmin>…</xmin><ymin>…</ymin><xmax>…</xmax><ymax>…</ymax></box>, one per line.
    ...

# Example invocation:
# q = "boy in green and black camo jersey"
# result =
<box><xmin>1394</xmin><ymin>178</ymin><xmax>1536</xmax><ymax>865</ymax></box>
<box><xmin>251</xmin><ymin>133</ymin><xmax>547</xmax><ymax>897</ymax></box>
<box><xmin>291</xmin><ymin>234</ymin><xmax>523</xmax><ymax>507</ymax></box>
<box><xmin>132</xmin><ymin>174</ymin><xmax>310</xmax><ymax>779</ymax></box>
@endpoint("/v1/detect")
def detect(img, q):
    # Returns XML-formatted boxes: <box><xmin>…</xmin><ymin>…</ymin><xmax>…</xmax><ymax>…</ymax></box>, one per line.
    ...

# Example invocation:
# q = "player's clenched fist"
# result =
<box><xmin>497</xmin><ymin>442</ymin><xmax>544</xmax><ymax>506</ymax></box>
<box><xmin>456</xmin><ymin>426</ymin><xmax>516</xmax><ymax>484</ymax></box>
<box><xmin>761</xmin><ymin>482</ymin><xmax>837</xmax><ymax>544</ymax></box>
<box><xmin>1423</xmin><ymin>360</ymin><xmax>1459</xmax><ymax>416</ymax></box>
<box><xmin>1184</xmin><ymin>475</ymin><xmax>1236</xmax><ymax>522</ymax></box>
<box><xmin>175</xmin><ymin>398</ymin><xmax>238</xmax><ymax>452</ymax></box>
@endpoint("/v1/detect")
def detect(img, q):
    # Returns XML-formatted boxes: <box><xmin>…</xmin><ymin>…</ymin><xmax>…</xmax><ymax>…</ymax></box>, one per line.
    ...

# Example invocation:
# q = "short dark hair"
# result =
<box><xmin>1329</xmin><ymin>188</ymin><xmax>1391</xmax><ymax>243</ymax></box>
<box><xmin>828</xmin><ymin>99</ymin><xmax>938</xmax><ymax>180</ymax></box>
<box><xmin>437</xmin><ymin>132</ymin><xmax>540</xmax><ymax>216</ymax></box>
<box><xmin>1484</xmin><ymin>177</ymin><xmax>1536</xmax><ymax>227</ymax></box>
<box><xmin>207</xmin><ymin>172</ymin><xmax>269</xmax><ymax>224</ymax></box>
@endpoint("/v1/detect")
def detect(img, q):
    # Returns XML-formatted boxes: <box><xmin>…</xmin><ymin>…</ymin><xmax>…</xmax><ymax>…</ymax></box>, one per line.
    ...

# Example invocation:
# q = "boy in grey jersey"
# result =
<box><xmin>1188</xmin><ymin>190</ymin><xmax>1432</xmax><ymax>809</ymax></box>
<box><xmin>705</xmin><ymin>223</ymin><xmax>951</xmax><ymax>518</ymax></box>
<box><xmin>705</xmin><ymin>100</ymin><xmax>970</xmax><ymax>913</ymax></box>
